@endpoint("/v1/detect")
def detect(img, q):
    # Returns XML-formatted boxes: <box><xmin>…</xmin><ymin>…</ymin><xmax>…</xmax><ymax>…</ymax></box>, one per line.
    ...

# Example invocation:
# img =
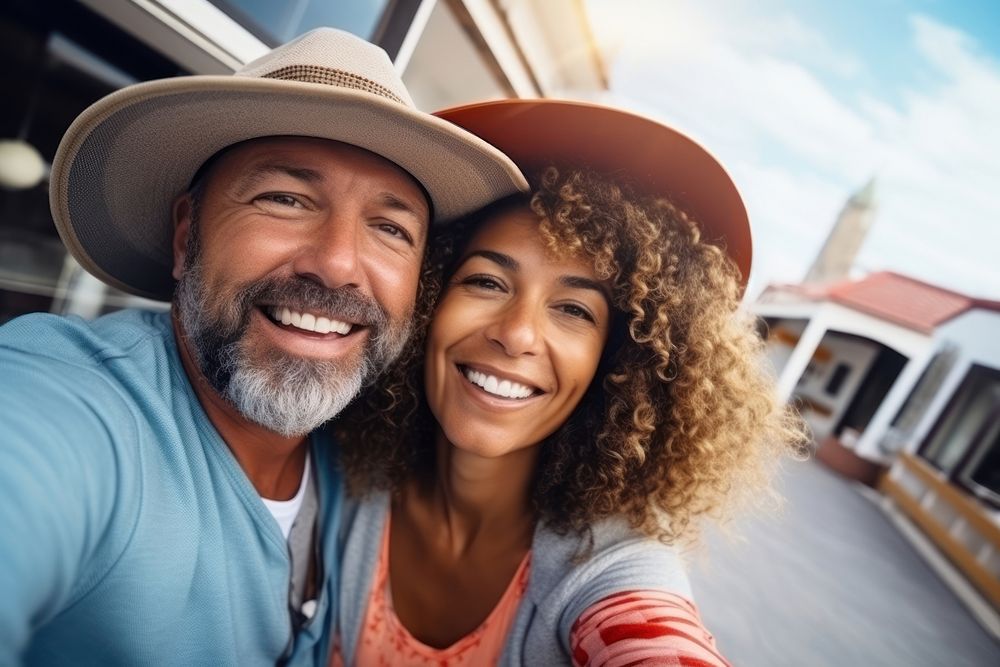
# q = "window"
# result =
<box><xmin>955</xmin><ymin>393</ymin><xmax>1000</xmax><ymax>506</ymax></box>
<box><xmin>920</xmin><ymin>365</ymin><xmax>1000</xmax><ymax>475</ymax></box>
<box><xmin>208</xmin><ymin>0</ymin><xmax>393</xmax><ymax>45</ymax></box>
<box><xmin>825</xmin><ymin>363</ymin><xmax>851</xmax><ymax>396</ymax></box>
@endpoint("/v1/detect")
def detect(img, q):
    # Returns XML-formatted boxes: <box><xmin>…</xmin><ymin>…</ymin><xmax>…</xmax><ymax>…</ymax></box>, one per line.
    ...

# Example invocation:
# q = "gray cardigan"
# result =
<box><xmin>337</xmin><ymin>492</ymin><xmax>693</xmax><ymax>666</ymax></box>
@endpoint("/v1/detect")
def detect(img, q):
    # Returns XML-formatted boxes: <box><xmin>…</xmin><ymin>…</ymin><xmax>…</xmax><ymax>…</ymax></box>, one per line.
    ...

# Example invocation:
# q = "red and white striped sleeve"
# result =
<box><xmin>569</xmin><ymin>590</ymin><xmax>732</xmax><ymax>667</ymax></box>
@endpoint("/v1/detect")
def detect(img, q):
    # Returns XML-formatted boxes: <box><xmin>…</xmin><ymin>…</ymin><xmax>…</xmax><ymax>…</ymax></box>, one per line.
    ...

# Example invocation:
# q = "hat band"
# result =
<box><xmin>261</xmin><ymin>65</ymin><xmax>405</xmax><ymax>105</ymax></box>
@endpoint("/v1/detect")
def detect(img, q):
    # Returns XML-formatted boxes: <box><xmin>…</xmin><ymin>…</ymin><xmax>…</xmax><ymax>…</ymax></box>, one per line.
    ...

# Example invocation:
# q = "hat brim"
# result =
<box><xmin>50</xmin><ymin>77</ymin><xmax>528</xmax><ymax>301</ymax></box>
<box><xmin>434</xmin><ymin>100</ymin><xmax>752</xmax><ymax>286</ymax></box>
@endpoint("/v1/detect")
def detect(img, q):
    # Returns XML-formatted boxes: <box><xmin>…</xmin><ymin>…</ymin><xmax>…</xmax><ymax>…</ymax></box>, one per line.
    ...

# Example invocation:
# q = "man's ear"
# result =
<box><xmin>172</xmin><ymin>193</ymin><xmax>193</xmax><ymax>280</ymax></box>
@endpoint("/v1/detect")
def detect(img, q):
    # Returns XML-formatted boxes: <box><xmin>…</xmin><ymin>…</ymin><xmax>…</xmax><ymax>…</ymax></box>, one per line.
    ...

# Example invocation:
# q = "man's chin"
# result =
<box><xmin>224</xmin><ymin>359</ymin><xmax>366</xmax><ymax>437</ymax></box>
<box><xmin>177</xmin><ymin>289</ymin><xmax>397</xmax><ymax>434</ymax></box>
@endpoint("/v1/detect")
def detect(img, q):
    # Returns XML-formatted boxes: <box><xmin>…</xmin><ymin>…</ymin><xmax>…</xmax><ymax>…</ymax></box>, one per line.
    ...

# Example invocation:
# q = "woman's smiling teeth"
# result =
<box><xmin>268</xmin><ymin>306</ymin><xmax>352</xmax><ymax>335</ymax></box>
<box><xmin>463</xmin><ymin>366</ymin><xmax>536</xmax><ymax>399</ymax></box>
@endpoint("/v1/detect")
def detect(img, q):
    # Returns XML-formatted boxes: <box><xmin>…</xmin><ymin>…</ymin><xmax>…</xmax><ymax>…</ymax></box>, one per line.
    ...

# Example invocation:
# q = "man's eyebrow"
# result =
<box><xmin>376</xmin><ymin>192</ymin><xmax>429</xmax><ymax>221</ymax></box>
<box><xmin>233</xmin><ymin>163</ymin><xmax>324</xmax><ymax>197</ymax></box>
<box><xmin>463</xmin><ymin>250</ymin><xmax>518</xmax><ymax>271</ymax></box>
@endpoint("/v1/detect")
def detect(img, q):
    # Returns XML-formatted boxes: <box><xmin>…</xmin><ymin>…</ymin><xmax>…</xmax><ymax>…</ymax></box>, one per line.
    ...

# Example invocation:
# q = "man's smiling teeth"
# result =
<box><xmin>463</xmin><ymin>367</ymin><xmax>535</xmax><ymax>399</ymax></box>
<box><xmin>268</xmin><ymin>306</ymin><xmax>352</xmax><ymax>335</ymax></box>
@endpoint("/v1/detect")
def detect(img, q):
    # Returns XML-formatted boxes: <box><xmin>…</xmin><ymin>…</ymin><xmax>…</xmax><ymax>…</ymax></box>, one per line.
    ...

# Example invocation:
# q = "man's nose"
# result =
<box><xmin>486</xmin><ymin>298</ymin><xmax>544</xmax><ymax>357</ymax></box>
<box><xmin>292</xmin><ymin>214</ymin><xmax>364</xmax><ymax>290</ymax></box>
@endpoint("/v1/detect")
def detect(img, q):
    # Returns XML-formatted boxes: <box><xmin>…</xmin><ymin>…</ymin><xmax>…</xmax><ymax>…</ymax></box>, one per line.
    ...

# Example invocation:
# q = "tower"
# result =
<box><xmin>804</xmin><ymin>178</ymin><xmax>878</xmax><ymax>284</ymax></box>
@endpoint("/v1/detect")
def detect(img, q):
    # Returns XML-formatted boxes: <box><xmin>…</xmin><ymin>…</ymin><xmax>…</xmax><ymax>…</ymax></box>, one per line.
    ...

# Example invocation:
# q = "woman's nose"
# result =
<box><xmin>485</xmin><ymin>299</ymin><xmax>543</xmax><ymax>357</ymax></box>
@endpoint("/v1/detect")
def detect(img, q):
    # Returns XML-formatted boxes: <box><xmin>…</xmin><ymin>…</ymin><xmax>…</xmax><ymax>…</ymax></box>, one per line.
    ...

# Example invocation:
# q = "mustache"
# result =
<box><xmin>233</xmin><ymin>276</ymin><xmax>389</xmax><ymax>329</ymax></box>
<box><xmin>185</xmin><ymin>274</ymin><xmax>395</xmax><ymax>394</ymax></box>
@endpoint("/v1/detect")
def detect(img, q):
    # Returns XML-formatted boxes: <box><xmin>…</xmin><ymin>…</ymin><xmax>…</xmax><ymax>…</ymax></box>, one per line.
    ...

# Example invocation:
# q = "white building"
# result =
<box><xmin>757</xmin><ymin>271</ymin><xmax>1000</xmax><ymax>614</ymax></box>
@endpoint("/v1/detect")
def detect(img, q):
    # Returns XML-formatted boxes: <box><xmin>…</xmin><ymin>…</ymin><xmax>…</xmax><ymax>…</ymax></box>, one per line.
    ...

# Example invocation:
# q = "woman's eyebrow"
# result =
<box><xmin>560</xmin><ymin>275</ymin><xmax>611</xmax><ymax>299</ymax></box>
<box><xmin>463</xmin><ymin>249</ymin><xmax>518</xmax><ymax>270</ymax></box>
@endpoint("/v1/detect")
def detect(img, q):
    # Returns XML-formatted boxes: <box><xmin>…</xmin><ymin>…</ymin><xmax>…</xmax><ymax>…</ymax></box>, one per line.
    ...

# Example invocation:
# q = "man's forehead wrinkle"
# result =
<box><xmin>227</xmin><ymin>160</ymin><xmax>427</xmax><ymax>218</ymax></box>
<box><xmin>231</xmin><ymin>163</ymin><xmax>325</xmax><ymax>198</ymax></box>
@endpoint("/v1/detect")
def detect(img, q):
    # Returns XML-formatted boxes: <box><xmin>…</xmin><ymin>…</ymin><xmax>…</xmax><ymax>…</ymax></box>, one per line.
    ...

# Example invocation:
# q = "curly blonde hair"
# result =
<box><xmin>336</xmin><ymin>167</ymin><xmax>807</xmax><ymax>543</ymax></box>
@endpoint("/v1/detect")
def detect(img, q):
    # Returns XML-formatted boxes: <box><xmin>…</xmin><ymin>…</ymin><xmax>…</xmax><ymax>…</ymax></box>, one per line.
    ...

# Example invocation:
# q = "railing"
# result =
<box><xmin>880</xmin><ymin>453</ymin><xmax>1000</xmax><ymax>609</ymax></box>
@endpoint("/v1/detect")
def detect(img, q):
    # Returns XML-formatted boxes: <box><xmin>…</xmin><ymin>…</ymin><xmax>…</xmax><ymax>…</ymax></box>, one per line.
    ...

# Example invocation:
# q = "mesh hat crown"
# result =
<box><xmin>50</xmin><ymin>28</ymin><xmax>527</xmax><ymax>300</ymax></box>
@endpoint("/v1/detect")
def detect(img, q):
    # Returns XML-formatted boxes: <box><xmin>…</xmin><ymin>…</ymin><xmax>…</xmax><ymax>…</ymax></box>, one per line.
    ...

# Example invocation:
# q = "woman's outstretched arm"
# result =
<box><xmin>570</xmin><ymin>590</ymin><xmax>731</xmax><ymax>667</ymax></box>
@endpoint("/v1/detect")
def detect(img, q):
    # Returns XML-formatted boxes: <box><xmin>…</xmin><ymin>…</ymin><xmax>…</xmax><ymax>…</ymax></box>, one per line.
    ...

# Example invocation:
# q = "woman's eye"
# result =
<box><xmin>461</xmin><ymin>275</ymin><xmax>504</xmax><ymax>291</ymax></box>
<box><xmin>558</xmin><ymin>303</ymin><xmax>595</xmax><ymax>322</ymax></box>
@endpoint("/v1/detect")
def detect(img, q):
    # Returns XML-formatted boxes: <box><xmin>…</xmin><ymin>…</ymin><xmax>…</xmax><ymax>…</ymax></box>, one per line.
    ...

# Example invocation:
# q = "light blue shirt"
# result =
<box><xmin>0</xmin><ymin>309</ymin><xmax>341</xmax><ymax>666</ymax></box>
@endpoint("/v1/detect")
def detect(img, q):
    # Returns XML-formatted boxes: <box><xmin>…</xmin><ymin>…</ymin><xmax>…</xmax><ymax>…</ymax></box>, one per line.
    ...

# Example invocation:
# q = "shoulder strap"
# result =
<box><xmin>287</xmin><ymin>460</ymin><xmax>319</xmax><ymax>628</ymax></box>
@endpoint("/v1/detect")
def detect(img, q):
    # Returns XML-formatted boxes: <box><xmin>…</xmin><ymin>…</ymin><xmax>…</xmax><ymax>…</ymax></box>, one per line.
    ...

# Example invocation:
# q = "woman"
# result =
<box><xmin>333</xmin><ymin>100</ymin><xmax>805</xmax><ymax>666</ymax></box>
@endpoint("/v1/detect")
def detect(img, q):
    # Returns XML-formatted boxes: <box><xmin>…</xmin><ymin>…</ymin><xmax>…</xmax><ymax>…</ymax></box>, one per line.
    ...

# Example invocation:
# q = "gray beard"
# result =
<box><xmin>175</xmin><ymin>257</ymin><xmax>411</xmax><ymax>437</ymax></box>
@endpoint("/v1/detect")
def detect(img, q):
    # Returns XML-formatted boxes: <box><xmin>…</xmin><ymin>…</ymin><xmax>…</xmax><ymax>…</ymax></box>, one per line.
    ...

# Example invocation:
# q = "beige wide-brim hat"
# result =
<box><xmin>435</xmin><ymin>100</ymin><xmax>752</xmax><ymax>286</ymax></box>
<box><xmin>49</xmin><ymin>28</ymin><xmax>528</xmax><ymax>301</ymax></box>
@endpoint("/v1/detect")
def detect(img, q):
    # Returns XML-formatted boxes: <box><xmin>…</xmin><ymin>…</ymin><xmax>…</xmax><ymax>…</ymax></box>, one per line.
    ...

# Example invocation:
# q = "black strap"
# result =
<box><xmin>287</xmin><ymin>462</ymin><xmax>319</xmax><ymax>632</ymax></box>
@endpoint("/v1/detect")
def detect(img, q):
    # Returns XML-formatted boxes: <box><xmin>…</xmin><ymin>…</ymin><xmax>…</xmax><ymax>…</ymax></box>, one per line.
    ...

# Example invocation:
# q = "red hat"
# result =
<box><xmin>435</xmin><ymin>99</ymin><xmax>752</xmax><ymax>286</ymax></box>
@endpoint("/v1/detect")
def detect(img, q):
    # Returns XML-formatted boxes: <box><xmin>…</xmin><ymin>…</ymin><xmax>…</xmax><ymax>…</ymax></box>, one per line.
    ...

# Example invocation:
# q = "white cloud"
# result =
<box><xmin>586</xmin><ymin>2</ymin><xmax>1000</xmax><ymax>299</ymax></box>
<box><xmin>726</xmin><ymin>156</ymin><xmax>848</xmax><ymax>287</ymax></box>
<box><xmin>856</xmin><ymin>14</ymin><xmax>1000</xmax><ymax>292</ymax></box>
<box><xmin>612</xmin><ymin>41</ymin><xmax>881</xmax><ymax>180</ymax></box>
<box><xmin>718</xmin><ymin>10</ymin><xmax>865</xmax><ymax>79</ymax></box>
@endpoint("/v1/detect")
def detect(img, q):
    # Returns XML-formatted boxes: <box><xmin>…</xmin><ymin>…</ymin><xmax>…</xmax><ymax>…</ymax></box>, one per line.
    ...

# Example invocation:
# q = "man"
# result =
<box><xmin>0</xmin><ymin>28</ymin><xmax>526</xmax><ymax>665</ymax></box>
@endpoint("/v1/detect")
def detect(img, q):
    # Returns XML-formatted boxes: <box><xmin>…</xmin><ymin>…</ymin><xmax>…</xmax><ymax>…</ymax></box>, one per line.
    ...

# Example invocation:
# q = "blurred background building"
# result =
<box><xmin>756</xmin><ymin>204</ymin><xmax>1000</xmax><ymax>629</ymax></box>
<box><xmin>0</xmin><ymin>0</ymin><xmax>606</xmax><ymax>323</ymax></box>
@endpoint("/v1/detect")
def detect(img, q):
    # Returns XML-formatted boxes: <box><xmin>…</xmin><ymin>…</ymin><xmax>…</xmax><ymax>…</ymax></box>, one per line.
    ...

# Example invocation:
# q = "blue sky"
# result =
<box><xmin>585</xmin><ymin>0</ymin><xmax>1000</xmax><ymax>299</ymax></box>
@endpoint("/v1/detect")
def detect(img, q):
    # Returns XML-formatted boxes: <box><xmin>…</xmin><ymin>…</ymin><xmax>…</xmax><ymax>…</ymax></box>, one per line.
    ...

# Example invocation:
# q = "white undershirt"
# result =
<box><xmin>260</xmin><ymin>453</ymin><xmax>311</xmax><ymax>541</ymax></box>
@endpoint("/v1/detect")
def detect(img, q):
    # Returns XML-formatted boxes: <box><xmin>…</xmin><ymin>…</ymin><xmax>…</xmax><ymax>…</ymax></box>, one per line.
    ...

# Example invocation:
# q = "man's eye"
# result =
<box><xmin>257</xmin><ymin>193</ymin><xmax>302</xmax><ymax>208</ymax></box>
<box><xmin>377</xmin><ymin>222</ymin><xmax>413</xmax><ymax>244</ymax></box>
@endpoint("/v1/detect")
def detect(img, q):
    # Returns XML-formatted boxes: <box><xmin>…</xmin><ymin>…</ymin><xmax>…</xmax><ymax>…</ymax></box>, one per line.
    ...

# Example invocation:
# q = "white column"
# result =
<box><xmin>855</xmin><ymin>347</ymin><xmax>936</xmax><ymax>460</ymax></box>
<box><xmin>775</xmin><ymin>314</ymin><xmax>829</xmax><ymax>404</ymax></box>
<box><xmin>904</xmin><ymin>356</ymin><xmax>974</xmax><ymax>454</ymax></box>
<box><xmin>392</xmin><ymin>0</ymin><xmax>438</xmax><ymax>74</ymax></box>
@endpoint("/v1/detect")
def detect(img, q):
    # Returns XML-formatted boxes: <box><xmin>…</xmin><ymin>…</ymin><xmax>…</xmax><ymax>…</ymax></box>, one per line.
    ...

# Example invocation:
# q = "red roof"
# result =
<box><xmin>760</xmin><ymin>272</ymin><xmax>980</xmax><ymax>333</ymax></box>
<box><xmin>826</xmin><ymin>272</ymin><xmax>971</xmax><ymax>333</ymax></box>
<box><xmin>972</xmin><ymin>298</ymin><xmax>1000</xmax><ymax>313</ymax></box>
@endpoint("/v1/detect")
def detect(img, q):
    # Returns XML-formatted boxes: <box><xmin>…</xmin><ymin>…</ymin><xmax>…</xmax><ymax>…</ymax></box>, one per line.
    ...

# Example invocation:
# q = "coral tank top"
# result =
<box><xmin>347</xmin><ymin>516</ymin><xmax>531</xmax><ymax>667</ymax></box>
